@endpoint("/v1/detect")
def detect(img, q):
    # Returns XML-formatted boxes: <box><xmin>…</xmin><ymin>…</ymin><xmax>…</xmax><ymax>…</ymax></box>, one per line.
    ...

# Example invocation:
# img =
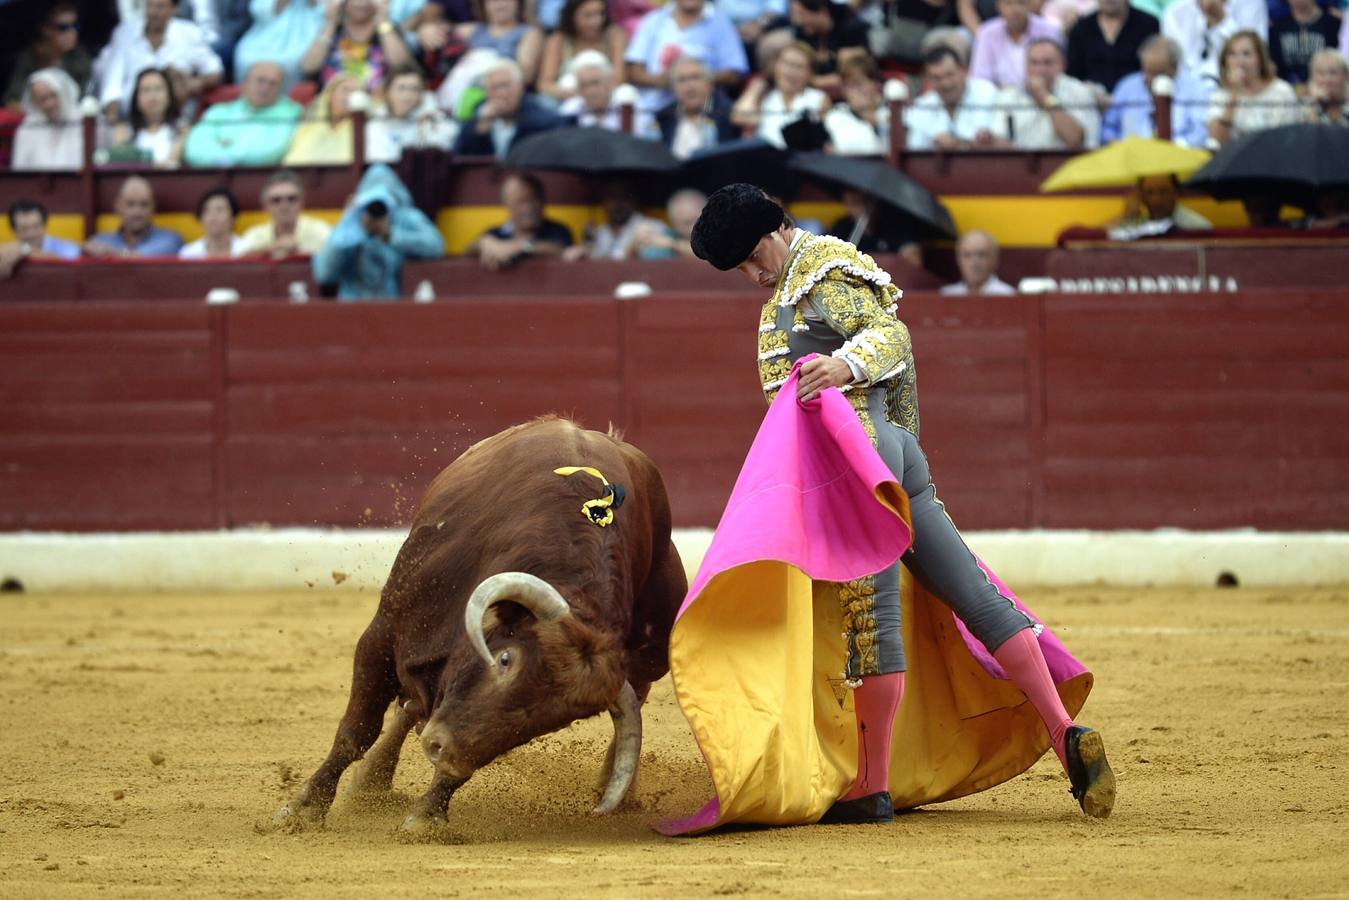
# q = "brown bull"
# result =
<box><xmin>273</xmin><ymin>417</ymin><xmax>687</xmax><ymax>833</ymax></box>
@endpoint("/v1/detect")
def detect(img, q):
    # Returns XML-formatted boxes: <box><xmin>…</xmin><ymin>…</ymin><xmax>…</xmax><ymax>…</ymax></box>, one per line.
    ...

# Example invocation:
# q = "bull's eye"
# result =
<box><xmin>497</xmin><ymin>650</ymin><xmax>511</xmax><ymax>669</ymax></box>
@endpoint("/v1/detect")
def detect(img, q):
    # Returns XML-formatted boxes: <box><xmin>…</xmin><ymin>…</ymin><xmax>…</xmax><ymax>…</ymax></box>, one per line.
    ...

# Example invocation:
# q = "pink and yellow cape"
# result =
<box><xmin>660</xmin><ymin>361</ymin><xmax>1093</xmax><ymax>835</ymax></box>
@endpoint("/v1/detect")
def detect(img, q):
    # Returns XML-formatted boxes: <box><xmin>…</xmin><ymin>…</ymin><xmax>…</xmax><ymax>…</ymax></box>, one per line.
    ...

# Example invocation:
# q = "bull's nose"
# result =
<box><xmin>421</xmin><ymin>722</ymin><xmax>451</xmax><ymax>763</ymax></box>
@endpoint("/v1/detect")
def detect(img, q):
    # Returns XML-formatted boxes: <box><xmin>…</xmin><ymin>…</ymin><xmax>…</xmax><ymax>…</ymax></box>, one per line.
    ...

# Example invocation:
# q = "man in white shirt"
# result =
<box><xmin>1162</xmin><ymin>0</ymin><xmax>1242</xmax><ymax>83</ymax></box>
<box><xmin>905</xmin><ymin>45</ymin><xmax>1002</xmax><ymax>150</ymax></box>
<box><xmin>557</xmin><ymin>51</ymin><xmax>656</xmax><ymax>137</ymax></box>
<box><xmin>941</xmin><ymin>230</ymin><xmax>1017</xmax><ymax>295</ymax></box>
<box><xmin>98</xmin><ymin>0</ymin><xmax>223</xmax><ymax>118</ymax></box>
<box><xmin>991</xmin><ymin>38</ymin><xmax>1100</xmax><ymax>149</ymax></box>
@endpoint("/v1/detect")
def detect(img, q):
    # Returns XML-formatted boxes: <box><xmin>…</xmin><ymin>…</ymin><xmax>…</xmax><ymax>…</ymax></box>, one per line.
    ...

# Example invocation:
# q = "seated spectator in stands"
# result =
<box><xmin>453</xmin><ymin>59</ymin><xmax>567</xmax><ymax>158</ymax></box>
<box><xmin>1239</xmin><ymin>192</ymin><xmax>1283</xmax><ymax>226</ymax></box>
<box><xmin>3</xmin><ymin>3</ymin><xmax>93</xmax><ymax>111</ymax></box>
<box><xmin>465</xmin><ymin>173</ymin><xmax>574</xmax><ymax>269</ymax></box>
<box><xmin>830</xmin><ymin>189</ymin><xmax>922</xmax><ymax>267</ymax></box>
<box><xmin>1305</xmin><ymin>48</ymin><xmax>1349</xmax><ymax>123</ymax></box>
<box><xmin>630</xmin><ymin>187</ymin><xmax>707</xmax><ymax>259</ymax></box>
<box><xmin>731</xmin><ymin>41</ymin><xmax>830</xmax><ymax>148</ymax></box>
<box><xmin>403</xmin><ymin>4</ymin><xmax>470</xmax><ymax>91</ymax></box>
<box><xmin>301</xmin><ymin>0</ymin><xmax>416</xmax><ymax>95</ymax></box>
<box><xmin>718</xmin><ymin>0</ymin><xmax>787</xmax><ymax>49</ymax></box>
<box><xmin>7</xmin><ymin>200</ymin><xmax>80</xmax><ymax>260</ymax></box>
<box><xmin>1163</xmin><ymin>0</ymin><xmax>1240</xmax><ymax>83</ymax></box>
<box><xmin>824</xmin><ymin>55</ymin><xmax>888</xmax><ymax>155</ymax></box>
<box><xmin>239</xmin><ymin>170</ymin><xmax>333</xmax><ymax>258</ymax></box>
<box><xmin>234</xmin><ymin>0</ymin><xmax>326</xmax><ymax>87</ymax></box>
<box><xmin>180</xmin><ymin>187</ymin><xmax>244</xmax><ymax>258</ymax></box>
<box><xmin>564</xmin><ymin>179</ymin><xmax>664</xmax><ymax>260</ymax></box>
<box><xmin>970</xmin><ymin>0</ymin><xmax>1064</xmax><ymax>88</ymax></box>
<box><xmin>655</xmin><ymin>55</ymin><xmax>739</xmax><ymax>159</ymax></box>
<box><xmin>785</xmin><ymin>0</ymin><xmax>870</xmax><ymax>92</ymax></box>
<box><xmin>538</xmin><ymin>0</ymin><xmax>629</xmax><ymax>102</ymax></box>
<box><xmin>114</xmin><ymin>0</ymin><xmax>222</xmax><ymax>34</ymax></box>
<box><xmin>97</xmin><ymin>0</ymin><xmax>223</xmax><ymax>120</ymax></box>
<box><xmin>183</xmin><ymin>62</ymin><xmax>302</xmax><ymax>167</ymax></box>
<box><xmin>905</xmin><ymin>45</ymin><xmax>1002</xmax><ymax>149</ymax></box>
<box><xmin>1113</xmin><ymin>174</ymin><xmax>1213</xmax><ymax>229</ymax></box>
<box><xmin>313</xmin><ymin>164</ymin><xmax>444</xmax><ymax>300</ymax></box>
<box><xmin>991</xmin><ymin>38</ymin><xmax>1101</xmax><ymax>148</ymax></box>
<box><xmin>1066</xmin><ymin>0</ymin><xmax>1159</xmax><ymax>93</ymax></box>
<box><xmin>367</xmin><ymin>68</ymin><xmax>458</xmax><ymax>162</ymax></box>
<box><xmin>0</xmin><ymin>243</ymin><xmax>25</xmax><ymax>280</ymax></box>
<box><xmin>105</xmin><ymin>68</ymin><xmax>185</xmax><ymax>167</ymax></box>
<box><xmin>455</xmin><ymin>0</ymin><xmax>544</xmax><ymax>87</ymax></box>
<box><xmin>625</xmin><ymin>0</ymin><xmax>750</xmax><ymax>112</ymax></box>
<box><xmin>558</xmin><ymin>51</ymin><xmax>656</xmax><ymax>134</ymax></box>
<box><xmin>206</xmin><ymin>0</ymin><xmax>254</xmax><ymax>81</ymax></box>
<box><xmin>11</xmin><ymin>69</ymin><xmax>84</xmax><ymax>172</ymax></box>
<box><xmin>1268</xmin><ymin>0</ymin><xmax>1339</xmax><ymax>86</ymax></box>
<box><xmin>1103</xmin><ymin>34</ymin><xmax>1211</xmax><ymax>145</ymax></box>
<box><xmin>956</xmin><ymin>0</ymin><xmax>994</xmax><ymax>34</ymax></box>
<box><xmin>83</xmin><ymin>176</ymin><xmax>185</xmax><ymax>257</ymax></box>
<box><xmin>1306</xmin><ymin>188</ymin><xmax>1349</xmax><ymax>230</ymax></box>
<box><xmin>865</xmin><ymin>0</ymin><xmax>960</xmax><ymax>67</ymax></box>
<box><xmin>920</xmin><ymin>25</ymin><xmax>973</xmax><ymax>67</ymax></box>
<box><xmin>942</xmin><ymin>230</ymin><xmax>1016</xmax><ymax>295</ymax></box>
<box><xmin>1208</xmin><ymin>30</ymin><xmax>1299</xmax><ymax>145</ymax></box>
<box><xmin>1039</xmin><ymin>0</ymin><xmax>1098</xmax><ymax>34</ymax></box>
<box><xmin>283</xmin><ymin>73</ymin><xmax>361</xmax><ymax>166</ymax></box>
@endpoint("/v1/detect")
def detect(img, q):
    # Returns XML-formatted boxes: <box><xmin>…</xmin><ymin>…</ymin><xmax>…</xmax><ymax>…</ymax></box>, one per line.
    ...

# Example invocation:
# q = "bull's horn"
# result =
<box><xmin>594</xmin><ymin>681</ymin><xmax>642</xmax><ymax>814</ymax></box>
<box><xmin>464</xmin><ymin>572</ymin><xmax>571</xmax><ymax>669</ymax></box>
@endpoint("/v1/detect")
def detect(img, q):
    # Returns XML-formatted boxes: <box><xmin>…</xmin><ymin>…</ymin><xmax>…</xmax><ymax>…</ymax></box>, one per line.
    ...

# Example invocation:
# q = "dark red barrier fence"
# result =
<box><xmin>4</xmin><ymin>290</ymin><xmax>1347</xmax><ymax>532</ymax></box>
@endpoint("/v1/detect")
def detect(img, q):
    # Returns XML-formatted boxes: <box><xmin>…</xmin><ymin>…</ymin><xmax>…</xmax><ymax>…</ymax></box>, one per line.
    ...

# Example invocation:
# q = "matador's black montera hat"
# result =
<box><xmin>690</xmin><ymin>183</ymin><xmax>786</xmax><ymax>271</ymax></box>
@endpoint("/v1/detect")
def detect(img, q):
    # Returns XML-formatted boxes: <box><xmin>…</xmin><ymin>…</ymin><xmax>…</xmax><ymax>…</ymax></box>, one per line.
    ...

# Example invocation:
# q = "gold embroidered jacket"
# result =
<box><xmin>756</xmin><ymin>233</ymin><xmax>920</xmax><ymax>438</ymax></box>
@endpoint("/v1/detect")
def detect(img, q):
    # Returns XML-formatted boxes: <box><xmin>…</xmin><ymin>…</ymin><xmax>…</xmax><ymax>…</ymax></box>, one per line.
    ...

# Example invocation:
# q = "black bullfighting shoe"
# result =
<box><xmin>1065</xmin><ymin>725</ymin><xmax>1116</xmax><ymax>819</ymax></box>
<box><xmin>817</xmin><ymin>791</ymin><xmax>894</xmax><ymax>825</ymax></box>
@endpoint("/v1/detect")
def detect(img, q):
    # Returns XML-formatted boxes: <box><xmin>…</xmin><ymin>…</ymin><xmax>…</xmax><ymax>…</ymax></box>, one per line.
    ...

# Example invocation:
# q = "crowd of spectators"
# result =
<box><xmin>5</xmin><ymin>0</ymin><xmax>1344</xmax><ymax>171</ymax></box>
<box><xmin>1</xmin><ymin>0</ymin><xmax>1347</xmax><ymax>295</ymax></box>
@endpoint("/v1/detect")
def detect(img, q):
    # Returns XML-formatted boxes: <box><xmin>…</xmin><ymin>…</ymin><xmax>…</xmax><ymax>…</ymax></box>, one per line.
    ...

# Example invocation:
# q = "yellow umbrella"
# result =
<box><xmin>1039</xmin><ymin>137</ymin><xmax>1211</xmax><ymax>193</ymax></box>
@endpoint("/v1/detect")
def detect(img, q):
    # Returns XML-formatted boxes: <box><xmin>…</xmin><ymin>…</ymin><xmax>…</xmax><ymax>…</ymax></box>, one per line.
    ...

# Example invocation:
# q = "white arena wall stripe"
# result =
<box><xmin>1</xmin><ymin>530</ymin><xmax>1346</xmax><ymax>592</ymax></box>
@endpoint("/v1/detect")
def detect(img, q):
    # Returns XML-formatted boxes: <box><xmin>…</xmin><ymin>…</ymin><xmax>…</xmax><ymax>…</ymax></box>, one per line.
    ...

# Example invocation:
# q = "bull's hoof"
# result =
<box><xmin>268</xmin><ymin>799</ymin><xmax>327</xmax><ymax>833</ymax></box>
<box><xmin>397</xmin><ymin>810</ymin><xmax>461</xmax><ymax>844</ymax></box>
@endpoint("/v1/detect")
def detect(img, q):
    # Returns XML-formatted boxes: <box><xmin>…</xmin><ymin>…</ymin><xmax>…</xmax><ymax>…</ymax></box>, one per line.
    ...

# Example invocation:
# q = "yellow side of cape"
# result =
<box><xmin>668</xmin><ymin>484</ymin><xmax>1092</xmax><ymax>830</ymax></box>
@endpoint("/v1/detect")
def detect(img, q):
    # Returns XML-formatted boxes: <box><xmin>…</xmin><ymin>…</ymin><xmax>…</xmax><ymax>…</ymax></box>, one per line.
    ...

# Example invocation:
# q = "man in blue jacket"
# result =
<box><xmin>452</xmin><ymin>59</ymin><xmax>566</xmax><ymax>159</ymax></box>
<box><xmin>312</xmin><ymin>165</ymin><xmax>445</xmax><ymax>301</ymax></box>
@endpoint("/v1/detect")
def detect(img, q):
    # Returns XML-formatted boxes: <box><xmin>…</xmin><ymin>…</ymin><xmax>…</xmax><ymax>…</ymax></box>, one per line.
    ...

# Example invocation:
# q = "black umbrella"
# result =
<box><xmin>1186</xmin><ymin>123</ymin><xmax>1349</xmax><ymax>210</ymax></box>
<box><xmin>503</xmin><ymin>126</ymin><xmax>678</xmax><ymax>174</ymax></box>
<box><xmin>787</xmin><ymin>152</ymin><xmax>957</xmax><ymax>240</ymax></box>
<box><xmin>678</xmin><ymin>139</ymin><xmax>794</xmax><ymax>198</ymax></box>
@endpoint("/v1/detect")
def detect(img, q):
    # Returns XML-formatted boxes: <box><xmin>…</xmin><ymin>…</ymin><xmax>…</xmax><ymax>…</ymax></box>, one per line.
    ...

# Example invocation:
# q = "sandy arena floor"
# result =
<box><xmin>2</xmin><ymin>585</ymin><xmax>1347</xmax><ymax>898</ymax></box>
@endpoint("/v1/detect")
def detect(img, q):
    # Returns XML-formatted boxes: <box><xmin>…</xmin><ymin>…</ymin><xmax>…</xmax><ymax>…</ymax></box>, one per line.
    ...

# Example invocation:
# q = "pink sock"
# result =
<box><xmin>993</xmin><ymin>628</ymin><xmax>1074</xmax><ymax>771</ymax></box>
<box><xmin>840</xmin><ymin>671</ymin><xmax>905</xmax><ymax>801</ymax></box>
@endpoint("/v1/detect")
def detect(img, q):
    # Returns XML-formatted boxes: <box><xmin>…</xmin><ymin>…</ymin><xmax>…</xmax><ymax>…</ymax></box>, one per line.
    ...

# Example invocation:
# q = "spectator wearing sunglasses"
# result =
<box><xmin>4</xmin><ymin>3</ymin><xmax>93</xmax><ymax>110</ymax></box>
<box><xmin>238</xmin><ymin>170</ymin><xmax>333</xmax><ymax>259</ymax></box>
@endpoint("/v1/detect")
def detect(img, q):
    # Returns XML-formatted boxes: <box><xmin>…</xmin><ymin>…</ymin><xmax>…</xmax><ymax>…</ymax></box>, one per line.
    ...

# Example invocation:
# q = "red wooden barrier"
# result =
<box><xmin>3</xmin><ymin>291</ymin><xmax>1348</xmax><ymax>532</ymax></box>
